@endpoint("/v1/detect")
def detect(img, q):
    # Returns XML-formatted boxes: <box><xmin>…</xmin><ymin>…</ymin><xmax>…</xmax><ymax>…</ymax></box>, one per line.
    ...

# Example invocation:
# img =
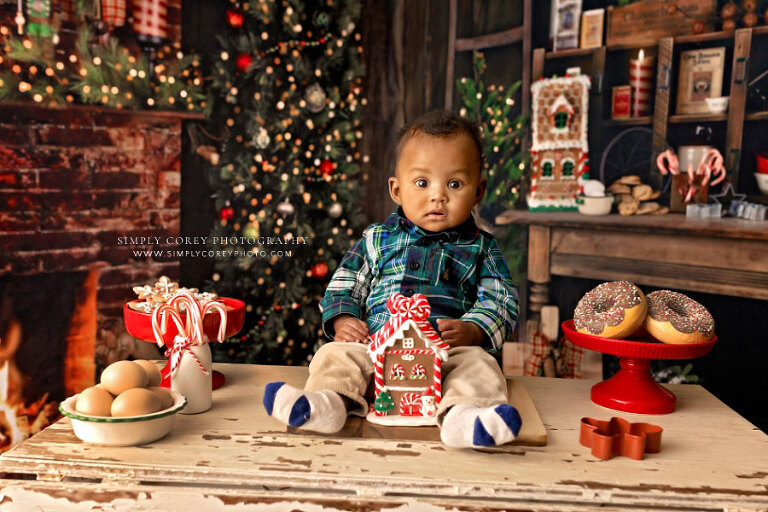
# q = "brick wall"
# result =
<box><xmin>0</xmin><ymin>104</ymin><xmax>183</xmax><ymax>365</ymax></box>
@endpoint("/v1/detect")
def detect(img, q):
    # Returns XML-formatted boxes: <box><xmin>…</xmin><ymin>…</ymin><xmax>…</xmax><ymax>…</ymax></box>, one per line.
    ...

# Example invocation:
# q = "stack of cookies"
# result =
<box><xmin>608</xmin><ymin>175</ymin><xmax>669</xmax><ymax>216</ymax></box>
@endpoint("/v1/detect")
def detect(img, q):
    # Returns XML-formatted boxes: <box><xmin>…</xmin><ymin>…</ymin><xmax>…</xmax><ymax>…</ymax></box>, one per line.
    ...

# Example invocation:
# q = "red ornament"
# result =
<box><xmin>311</xmin><ymin>261</ymin><xmax>329</xmax><ymax>279</ymax></box>
<box><xmin>319</xmin><ymin>159</ymin><xmax>334</xmax><ymax>176</ymax></box>
<box><xmin>226</xmin><ymin>7</ymin><xmax>244</xmax><ymax>28</ymax></box>
<box><xmin>236</xmin><ymin>52</ymin><xmax>252</xmax><ymax>72</ymax></box>
<box><xmin>220</xmin><ymin>207</ymin><xmax>235</xmax><ymax>220</ymax></box>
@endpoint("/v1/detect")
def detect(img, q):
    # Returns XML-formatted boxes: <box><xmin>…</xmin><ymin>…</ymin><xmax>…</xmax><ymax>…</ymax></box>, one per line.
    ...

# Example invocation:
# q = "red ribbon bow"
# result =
<box><xmin>387</xmin><ymin>293</ymin><xmax>431</xmax><ymax>322</ymax></box>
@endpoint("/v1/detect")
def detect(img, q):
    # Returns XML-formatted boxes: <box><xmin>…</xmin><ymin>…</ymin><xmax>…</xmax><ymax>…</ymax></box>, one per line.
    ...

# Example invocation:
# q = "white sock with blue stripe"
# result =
<box><xmin>262</xmin><ymin>382</ymin><xmax>346</xmax><ymax>434</ymax></box>
<box><xmin>440</xmin><ymin>403</ymin><xmax>522</xmax><ymax>448</ymax></box>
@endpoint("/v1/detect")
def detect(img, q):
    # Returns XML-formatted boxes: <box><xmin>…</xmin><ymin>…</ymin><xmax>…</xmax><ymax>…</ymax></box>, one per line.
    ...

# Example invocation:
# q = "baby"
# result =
<box><xmin>263</xmin><ymin>111</ymin><xmax>521</xmax><ymax>448</ymax></box>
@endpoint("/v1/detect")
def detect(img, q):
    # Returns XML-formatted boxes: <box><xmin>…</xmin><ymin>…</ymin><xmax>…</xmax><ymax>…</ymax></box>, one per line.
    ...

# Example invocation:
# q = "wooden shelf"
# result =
<box><xmin>674</xmin><ymin>30</ymin><xmax>736</xmax><ymax>45</ymax></box>
<box><xmin>745</xmin><ymin>111</ymin><xmax>768</xmax><ymax>121</ymax></box>
<box><xmin>668</xmin><ymin>113</ymin><xmax>728</xmax><ymax>123</ymax></box>
<box><xmin>603</xmin><ymin>116</ymin><xmax>652</xmax><ymax>127</ymax></box>
<box><xmin>545</xmin><ymin>47</ymin><xmax>596</xmax><ymax>60</ymax></box>
<box><xmin>0</xmin><ymin>101</ymin><xmax>205</xmax><ymax>121</ymax></box>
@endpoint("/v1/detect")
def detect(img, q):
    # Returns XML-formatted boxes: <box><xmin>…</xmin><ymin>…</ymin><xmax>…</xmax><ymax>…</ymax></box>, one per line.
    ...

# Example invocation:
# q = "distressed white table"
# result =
<box><xmin>1</xmin><ymin>363</ymin><xmax>767</xmax><ymax>511</ymax></box>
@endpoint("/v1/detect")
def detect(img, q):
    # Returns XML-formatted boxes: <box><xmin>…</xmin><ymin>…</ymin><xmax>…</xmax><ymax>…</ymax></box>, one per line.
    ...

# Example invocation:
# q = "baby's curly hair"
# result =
<box><xmin>395</xmin><ymin>110</ymin><xmax>484</xmax><ymax>175</ymax></box>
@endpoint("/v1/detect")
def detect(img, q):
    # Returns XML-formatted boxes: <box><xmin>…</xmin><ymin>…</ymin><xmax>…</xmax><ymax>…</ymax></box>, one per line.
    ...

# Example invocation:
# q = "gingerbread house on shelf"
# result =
<box><xmin>528</xmin><ymin>73</ymin><xmax>591</xmax><ymax>211</ymax></box>
<box><xmin>366</xmin><ymin>293</ymin><xmax>449</xmax><ymax>426</ymax></box>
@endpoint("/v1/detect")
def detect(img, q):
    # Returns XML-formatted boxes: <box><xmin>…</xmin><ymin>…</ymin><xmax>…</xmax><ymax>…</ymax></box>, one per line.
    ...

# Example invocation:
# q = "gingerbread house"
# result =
<box><xmin>366</xmin><ymin>293</ymin><xmax>449</xmax><ymax>426</ymax></box>
<box><xmin>528</xmin><ymin>74</ymin><xmax>590</xmax><ymax>211</ymax></box>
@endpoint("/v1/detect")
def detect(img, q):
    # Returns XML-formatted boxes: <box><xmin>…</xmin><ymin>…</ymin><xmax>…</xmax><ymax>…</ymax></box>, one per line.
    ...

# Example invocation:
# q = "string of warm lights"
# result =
<box><xmin>0</xmin><ymin>22</ymin><xmax>205</xmax><ymax>110</ymax></box>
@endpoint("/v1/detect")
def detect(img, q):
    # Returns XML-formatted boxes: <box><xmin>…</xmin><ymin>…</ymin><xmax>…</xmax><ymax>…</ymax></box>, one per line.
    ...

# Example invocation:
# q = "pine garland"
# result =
<box><xmin>0</xmin><ymin>14</ymin><xmax>204</xmax><ymax>110</ymax></box>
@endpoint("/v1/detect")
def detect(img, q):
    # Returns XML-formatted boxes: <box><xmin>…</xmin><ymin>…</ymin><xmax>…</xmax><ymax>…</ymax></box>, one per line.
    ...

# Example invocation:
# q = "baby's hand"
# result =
<box><xmin>333</xmin><ymin>315</ymin><xmax>369</xmax><ymax>343</ymax></box>
<box><xmin>437</xmin><ymin>319</ymin><xmax>485</xmax><ymax>347</ymax></box>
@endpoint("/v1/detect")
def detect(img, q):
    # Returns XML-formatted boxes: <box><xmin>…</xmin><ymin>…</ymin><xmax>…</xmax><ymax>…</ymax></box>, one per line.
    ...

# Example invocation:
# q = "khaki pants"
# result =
<box><xmin>305</xmin><ymin>342</ymin><xmax>508</xmax><ymax>425</ymax></box>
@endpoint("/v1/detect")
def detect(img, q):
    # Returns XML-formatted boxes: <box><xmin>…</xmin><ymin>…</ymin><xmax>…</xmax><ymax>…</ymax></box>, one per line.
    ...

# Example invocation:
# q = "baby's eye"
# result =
<box><xmin>448</xmin><ymin>180</ymin><xmax>462</xmax><ymax>189</ymax></box>
<box><xmin>415</xmin><ymin>179</ymin><xmax>428</xmax><ymax>188</ymax></box>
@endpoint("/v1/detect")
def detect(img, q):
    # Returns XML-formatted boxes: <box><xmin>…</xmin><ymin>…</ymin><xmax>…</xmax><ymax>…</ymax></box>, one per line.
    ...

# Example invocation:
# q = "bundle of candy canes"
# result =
<box><xmin>656</xmin><ymin>148</ymin><xmax>726</xmax><ymax>203</ymax></box>
<box><xmin>151</xmin><ymin>292</ymin><xmax>228</xmax><ymax>375</ymax></box>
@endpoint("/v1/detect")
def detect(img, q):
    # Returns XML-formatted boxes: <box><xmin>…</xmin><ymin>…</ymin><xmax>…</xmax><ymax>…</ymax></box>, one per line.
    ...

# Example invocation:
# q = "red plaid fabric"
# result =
<box><xmin>101</xmin><ymin>0</ymin><xmax>127</xmax><ymax>27</ymax></box>
<box><xmin>132</xmin><ymin>0</ymin><xmax>168</xmax><ymax>39</ymax></box>
<box><xmin>524</xmin><ymin>331</ymin><xmax>584</xmax><ymax>378</ymax></box>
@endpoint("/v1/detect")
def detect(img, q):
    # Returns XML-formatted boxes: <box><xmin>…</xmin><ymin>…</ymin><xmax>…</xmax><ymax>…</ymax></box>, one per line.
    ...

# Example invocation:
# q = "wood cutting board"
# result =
<box><xmin>290</xmin><ymin>377</ymin><xmax>548</xmax><ymax>447</ymax></box>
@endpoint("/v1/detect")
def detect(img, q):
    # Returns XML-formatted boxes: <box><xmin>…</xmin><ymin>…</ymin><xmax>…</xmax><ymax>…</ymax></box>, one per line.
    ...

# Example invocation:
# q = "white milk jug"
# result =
<box><xmin>171</xmin><ymin>334</ymin><xmax>212</xmax><ymax>414</ymax></box>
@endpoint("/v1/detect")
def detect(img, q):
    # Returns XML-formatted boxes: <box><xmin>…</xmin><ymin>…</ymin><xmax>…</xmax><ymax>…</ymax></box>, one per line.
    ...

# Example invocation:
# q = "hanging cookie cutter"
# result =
<box><xmin>579</xmin><ymin>417</ymin><xmax>663</xmax><ymax>460</ymax></box>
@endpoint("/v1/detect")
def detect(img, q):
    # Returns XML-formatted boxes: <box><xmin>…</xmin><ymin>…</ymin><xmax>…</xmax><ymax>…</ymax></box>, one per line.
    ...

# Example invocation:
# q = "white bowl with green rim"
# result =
<box><xmin>59</xmin><ymin>390</ymin><xmax>186</xmax><ymax>446</ymax></box>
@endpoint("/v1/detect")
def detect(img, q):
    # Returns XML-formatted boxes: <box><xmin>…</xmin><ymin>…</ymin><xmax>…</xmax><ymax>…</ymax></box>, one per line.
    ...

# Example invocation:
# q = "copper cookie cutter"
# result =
<box><xmin>580</xmin><ymin>417</ymin><xmax>663</xmax><ymax>460</ymax></box>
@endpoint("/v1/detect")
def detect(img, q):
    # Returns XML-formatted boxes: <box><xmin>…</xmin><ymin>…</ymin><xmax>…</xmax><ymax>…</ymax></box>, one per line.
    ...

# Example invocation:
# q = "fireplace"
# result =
<box><xmin>0</xmin><ymin>103</ymin><xmax>188</xmax><ymax>452</ymax></box>
<box><xmin>0</xmin><ymin>268</ymin><xmax>99</xmax><ymax>451</ymax></box>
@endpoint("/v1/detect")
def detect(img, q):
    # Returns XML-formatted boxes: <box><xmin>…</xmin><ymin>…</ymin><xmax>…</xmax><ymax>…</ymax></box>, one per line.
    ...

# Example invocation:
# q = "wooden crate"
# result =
<box><xmin>606</xmin><ymin>0</ymin><xmax>717</xmax><ymax>47</ymax></box>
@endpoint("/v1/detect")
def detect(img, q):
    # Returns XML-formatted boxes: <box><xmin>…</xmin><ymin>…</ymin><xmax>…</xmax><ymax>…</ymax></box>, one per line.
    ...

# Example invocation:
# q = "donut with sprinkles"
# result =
<box><xmin>644</xmin><ymin>290</ymin><xmax>715</xmax><ymax>344</ymax></box>
<box><xmin>574</xmin><ymin>281</ymin><xmax>647</xmax><ymax>339</ymax></box>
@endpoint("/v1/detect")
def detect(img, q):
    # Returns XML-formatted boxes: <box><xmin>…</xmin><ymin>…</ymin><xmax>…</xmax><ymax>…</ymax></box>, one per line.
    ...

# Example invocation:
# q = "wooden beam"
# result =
<box><xmin>444</xmin><ymin>0</ymin><xmax>457</xmax><ymax>110</ymax></box>
<box><xmin>522</xmin><ymin>0</ymin><xmax>532</xmax><ymax>115</ymax></box>
<box><xmin>454</xmin><ymin>26</ymin><xmax>525</xmax><ymax>51</ymax></box>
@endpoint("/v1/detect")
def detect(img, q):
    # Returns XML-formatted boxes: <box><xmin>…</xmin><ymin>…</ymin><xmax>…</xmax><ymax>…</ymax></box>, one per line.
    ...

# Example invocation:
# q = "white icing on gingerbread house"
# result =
<box><xmin>529</xmin><ymin>74</ymin><xmax>590</xmax><ymax>211</ymax></box>
<box><xmin>366</xmin><ymin>293</ymin><xmax>449</xmax><ymax>426</ymax></box>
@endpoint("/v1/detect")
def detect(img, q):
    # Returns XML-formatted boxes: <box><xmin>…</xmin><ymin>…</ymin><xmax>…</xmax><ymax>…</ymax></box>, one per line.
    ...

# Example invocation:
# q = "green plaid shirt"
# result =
<box><xmin>319</xmin><ymin>208</ymin><xmax>518</xmax><ymax>353</ymax></box>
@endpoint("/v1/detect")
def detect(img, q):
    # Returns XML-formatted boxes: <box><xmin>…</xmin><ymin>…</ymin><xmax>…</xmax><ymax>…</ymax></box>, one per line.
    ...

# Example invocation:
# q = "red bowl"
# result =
<box><xmin>124</xmin><ymin>297</ymin><xmax>245</xmax><ymax>348</ymax></box>
<box><xmin>757</xmin><ymin>152</ymin><xmax>768</xmax><ymax>174</ymax></box>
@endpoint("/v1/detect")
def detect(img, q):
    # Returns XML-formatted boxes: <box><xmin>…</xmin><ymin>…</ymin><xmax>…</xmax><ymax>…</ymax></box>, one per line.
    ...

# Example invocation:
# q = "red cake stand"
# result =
<box><xmin>562</xmin><ymin>320</ymin><xmax>716</xmax><ymax>414</ymax></box>
<box><xmin>123</xmin><ymin>297</ymin><xmax>245</xmax><ymax>390</ymax></box>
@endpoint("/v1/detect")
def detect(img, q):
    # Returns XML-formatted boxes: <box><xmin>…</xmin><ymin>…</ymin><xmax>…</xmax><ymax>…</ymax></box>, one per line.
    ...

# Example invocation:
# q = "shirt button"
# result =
<box><xmin>410</xmin><ymin>261</ymin><xmax>421</xmax><ymax>270</ymax></box>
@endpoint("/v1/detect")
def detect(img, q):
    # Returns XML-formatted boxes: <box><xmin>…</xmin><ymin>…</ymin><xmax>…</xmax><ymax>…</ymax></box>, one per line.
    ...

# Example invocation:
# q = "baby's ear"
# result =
<box><xmin>388</xmin><ymin>176</ymin><xmax>402</xmax><ymax>205</ymax></box>
<box><xmin>474</xmin><ymin>177</ymin><xmax>488</xmax><ymax>204</ymax></box>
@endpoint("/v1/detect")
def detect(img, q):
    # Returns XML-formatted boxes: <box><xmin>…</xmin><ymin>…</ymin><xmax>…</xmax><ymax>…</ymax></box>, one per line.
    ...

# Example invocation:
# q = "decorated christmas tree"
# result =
<box><xmin>456</xmin><ymin>51</ymin><xmax>528</xmax><ymax>221</ymax></box>
<box><xmin>374</xmin><ymin>390</ymin><xmax>394</xmax><ymax>415</ymax></box>
<box><xmin>204</xmin><ymin>1</ymin><xmax>365</xmax><ymax>365</ymax></box>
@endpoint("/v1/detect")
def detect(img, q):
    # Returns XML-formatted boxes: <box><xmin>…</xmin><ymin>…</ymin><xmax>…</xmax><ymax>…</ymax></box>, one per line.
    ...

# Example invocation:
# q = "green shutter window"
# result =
<box><xmin>543</xmin><ymin>162</ymin><xmax>553</xmax><ymax>177</ymax></box>
<box><xmin>563</xmin><ymin>161</ymin><xmax>574</xmax><ymax>176</ymax></box>
<box><xmin>554</xmin><ymin>111</ymin><xmax>569</xmax><ymax>129</ymax></box>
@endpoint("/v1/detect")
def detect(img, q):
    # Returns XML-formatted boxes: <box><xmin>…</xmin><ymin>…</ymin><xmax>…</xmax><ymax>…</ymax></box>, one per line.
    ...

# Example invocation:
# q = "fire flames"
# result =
<box><xmin>0</xmin><ymin>319</ymin><xmax>58</xmax><ymax>453</ymax></box>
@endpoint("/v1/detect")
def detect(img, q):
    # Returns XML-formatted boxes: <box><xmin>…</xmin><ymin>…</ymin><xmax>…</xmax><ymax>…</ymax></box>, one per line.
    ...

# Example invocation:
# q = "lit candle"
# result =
<box><xmin>629</xmin><ymin>49</ymin><xmax>655</xmax><ymax>117</ymax></box>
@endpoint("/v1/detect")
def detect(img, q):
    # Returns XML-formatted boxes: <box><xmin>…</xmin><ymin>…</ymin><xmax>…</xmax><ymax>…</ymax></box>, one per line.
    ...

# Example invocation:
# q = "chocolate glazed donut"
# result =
<box><xmin>644</xmin><ymin>290</ymin><xmax>715</xmax><ymax>344</ymax></box>
<box><xmin>574</xmin><ymin>281</ymin><xmax>648</xmax><ymax>339</ymax></box>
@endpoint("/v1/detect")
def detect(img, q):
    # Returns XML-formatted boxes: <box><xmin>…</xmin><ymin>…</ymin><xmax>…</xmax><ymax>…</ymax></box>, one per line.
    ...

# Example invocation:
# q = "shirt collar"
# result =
<box><xmin>384</xmin><ymin>207</ymin><xmax>480</xmax><ymax>244</ymax></box>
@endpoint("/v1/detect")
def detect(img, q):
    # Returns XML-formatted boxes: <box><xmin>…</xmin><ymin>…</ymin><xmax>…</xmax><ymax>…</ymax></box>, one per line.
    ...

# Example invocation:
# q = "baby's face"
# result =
<box><xmin>389</xmin><ymin>132</ymin><xmax>486</xmax><ymax>232</ymax></box>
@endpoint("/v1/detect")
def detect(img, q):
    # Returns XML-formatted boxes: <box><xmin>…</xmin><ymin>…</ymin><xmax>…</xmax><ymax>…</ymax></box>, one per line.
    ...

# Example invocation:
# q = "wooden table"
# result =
<box><xmin>1</xmin><ymin>363</ymin><xmax>767</xmax><ymax>511</ymax></box>
<box><xmin>495</xmin><ymin>210</ymin><xmax>768</xmax><ymax>316</ymax></box>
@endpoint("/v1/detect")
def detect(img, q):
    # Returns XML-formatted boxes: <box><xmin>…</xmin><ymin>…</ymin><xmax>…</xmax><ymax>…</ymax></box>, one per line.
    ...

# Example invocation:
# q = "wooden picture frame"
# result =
<box><xmin>676</xmin><ymin>47</ymin><xmax>726</xmax><ymax>115</ymax></box>
<box><xmin>580</xmin><ymin>8</ymin><xmax>604</xmax><ymax>49</ymax></box>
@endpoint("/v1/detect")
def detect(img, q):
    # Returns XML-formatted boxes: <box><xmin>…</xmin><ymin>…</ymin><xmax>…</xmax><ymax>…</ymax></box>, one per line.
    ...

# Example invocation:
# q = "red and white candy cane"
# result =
<box><xmin>698</xmin><ymin>148</ymin><xmax>726</xmax><ymax>187</ymax></box>
<box><xmin>152</xmin><ymin>302</ymin><xmax>186</xmax><ymax>347</ymax></box>
<box><xmin>656</xmin><ymin>149</ymin><xmax>679</xmax><ymax>176</ymax></box>
<box><xmin>201</xmin><ymin>300</ymin><xmax>228</xmax><ymax>342</ymax></box>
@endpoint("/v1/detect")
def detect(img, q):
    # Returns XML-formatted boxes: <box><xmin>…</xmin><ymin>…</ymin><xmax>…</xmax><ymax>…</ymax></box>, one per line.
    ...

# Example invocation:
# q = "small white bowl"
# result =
<box><xmin>705</xmin><ymin>96</ymin><xmax>729</xmax><ymax>114</ymax></box>
<box><xmin>755</xmin><ymin>173</ymin><xmax>768</xmax><ymax>195</ymax></box>
<box><xmin>577</xmin><ymin>194</ymin><xmax>614</xmax><ymax>216</ymax></box>
<box><xmin>59</xmin><ymin>389</ymin><xmax>186</xmax><ymax>446</ymax></box>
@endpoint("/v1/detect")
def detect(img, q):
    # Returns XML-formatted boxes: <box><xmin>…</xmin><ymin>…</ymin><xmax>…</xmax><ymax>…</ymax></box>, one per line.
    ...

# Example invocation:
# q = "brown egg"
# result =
<box><xmin>93</xmin><ymin>383</ymin><xmax>114</xmax><ymax>396</ymax></box>
<box><xmin>110</xmin><ymin>388</ymin><xmax>162</xmax><ymax>417</ymax></box>
<box><xmin>133</xmin><ymin>360</ymin><xmax>162</xmax><ymax>387</ymax></box>
<box><xmin>75</xmin><ymin>386</ymin><xmax>114</xmax><ymax>417</ymax></box>
<box><xmin>100</xmin><ymin>361</ymin><xmax>149</xmax><ymax>395</ymax></box>
<box><xmin>148</xmin><ymin>386</ymin><xmax>175</xmax><ymax>410</ymax></box>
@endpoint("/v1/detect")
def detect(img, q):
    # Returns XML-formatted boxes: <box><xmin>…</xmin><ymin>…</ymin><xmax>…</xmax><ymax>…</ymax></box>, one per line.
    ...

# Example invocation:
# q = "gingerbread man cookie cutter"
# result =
<box><xmin>579</xmin><ymin>417</ymin><xmax>663</xmax><ymax>460</ymax></box>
